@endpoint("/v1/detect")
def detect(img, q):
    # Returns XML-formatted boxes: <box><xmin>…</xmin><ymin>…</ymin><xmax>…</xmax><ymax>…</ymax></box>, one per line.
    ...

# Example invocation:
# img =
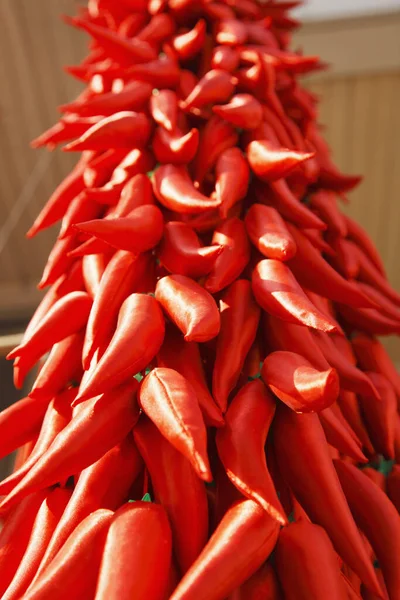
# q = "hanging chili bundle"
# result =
<box><xmin>2</xmin><ymin>1</ymin><xmax>400</xmax><ymax>598</ymax></box>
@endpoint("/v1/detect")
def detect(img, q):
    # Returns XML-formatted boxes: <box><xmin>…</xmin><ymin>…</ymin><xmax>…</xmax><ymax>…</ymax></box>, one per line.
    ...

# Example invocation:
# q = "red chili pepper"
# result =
<box><xmin>352</xmin><ymin>333</ymin><xmax>400</xmax><ymax>398</ymax></box>
<box><xmin>82</xmin><ymin>253</ymin><xmax>106</xmax><ymax>298</ymax></box>
<box><xmin>262</xmin><ymin>350</ymin><xmax>339</xmax><ymax>413</ymax></box>
<box><xmin>335</xmin><ymin>460</ymin><xmax>400</xmax><ymax>600</ymax></box>
<box><xmin>31</xmin><ymin>116</ymin><xmax>103</xmax><ymax>149</ymax></box>
<box><xmin>0</xmin><ymin>381</ymin><xmax>139</xmax><ymax>513</ymax></box>
<box><xmin>170</xmin><ymin>498</ymin><xmax>280</xmax><ymax>600</ymax></box>
<box><xmin>205</xmin><ymin>217</ymin><xmax>251</xmax><ymax>294</ymax></box>
<box><xmin>216</xmin><ymin>379</ymin><xmax>286</xmax><ymax>523</ymax></box>
<box><xmin>211</xmin><ymin>45</ymin><xmax>240</xmax><ymax>72</ymax></box>
<box><xmin>351</xmin><ymin>243</ymin><xmax>400</xmax><ymax>306</ymax></box>
<box><xmin>387</xmin><ymin>465</ymin><xmax>400</xmax><ymax>513</ymax></box>
<box><xmin>345</xmin><ymin>214</ymin><xmax>386</xmax><ymax>276</ymax></box>
<box><xmin>319</xmin><ymin>406</ymin><xmax>367</xmax><ymax>463</ymax></box>
<box><xmin>338</xmin><ymin>390</ymin><xmax>375</xmax><ymax>457</ymax></box>
<box><xmin>133</xmin><ymin>416</ymin><xmax>209</xmax><ymax>573</ymax></box>
<box><xmin>153</xmin><ymin>125</ymin><xmax>200</xmax><ymax>164</ymax></box>
<box><xmin>77</xmin><ymin>294</ymin><xmax>164</xmax><ymax>400</ymax></box>
<box><xmin>171</xmin><ymin>19</ymin><xmax>206</xmax><ymax>60</ymax></box>
<box><xmin>139</xmin><ymin>367</ymin><xmax>211</xmax><ymax>481</ymax></box>
<box><xmin>275</xmin><ymin>521</ymin><xmax>348</xmax><ymax>600</ymax></box>
<box><xmin>245</xmin><ymin>203</ymin><xmax>296</xmax><ymax>261</ymax></box>
<box><xmin>252</xmin><ymin>259</ymin><xmax>338</xmax><ymax>332</ymax></box>
<box><xmin>153</xmin><ymin>164</ymin><xmax>221</xmax><ymax>213</ymax></box>
<box><xmin>309</xmin><ymin>190</ymin><xmax>347</xmax><ymax>237</ymax></box>
<box><xmin>213</xmin><ymin>94</ymin><xmax>263</xmax><ymax>130</ymax></box>
<box><xmin>137</xmin><ymin>12</ymin><xmax>176</xmax><ymax>43</ymax></box>
<box><xmin>33</xmin><ymin>435</ymin><xmax>142</xmax><ymax>581</ymax></box>
<box><xmin>58</xmin><ymin>193</ymin><xmax>103</xmax><ymax>240</ymax></box>
<box><xmin>212</xmin><ymin>280</ymin><xmax>260</xmax><ymax>412</ymax></box>
<box><xmin>247</xmin><ymin>140</ymin><xmax>314</xmax><ymax>182</ymax></box>
<box><xmin>23</xmin><ymin>509</ymin><xmax>113</xmax><ymax>600</ymax></box>
<box><xmin>274</xmin><ymin>406</ymin><xmax>381</xmax><ymax>596</ymax></box>
<box><xmin>38</xmin><ymin>234</ymin><xmax>79</xmax><ymax>289</ymax></box>
<box><xmin>150</xmin><ymin>89</ymin><xmax>179</xmax><ymax>132</ymax></box>
<box><xmin>363</xmin><ymin>467</ymin><xmax>386</xmax><ymax>492</ymax></box>
<box><xmin>122</xmin><ymin>56</ymin><xmax>181</xmax><ymax>88</ymax></box>
<box><xmin>157</xmin><ymin>325</ymin><xmax>224</xmax><ymax>427</ymax></box>
<box><xmin>229</xmin><ymin>562</ymin><xmax>282</xmax><ymax>600</ymax></box>
<box><xmin>357</xmin><ymin>281</ymin><xmax>400</xmax><ymax>322</ymax></box>
<box><xmin>156</xmin><ymin>274</ymin><xmax>220</xmax><ymax>342</ymax></box>
<box><xmin>217</xmin><ymin>19</ymin><xmax>248</xmax><ymax>45</ymax></box>
<box><xmin>194</xmin><ymin>115</ymin><xmax>238</xmax><ymax>184</ymax></box>
<box><xmin>215</xmin><ymin>148</ymin><xmax>250</xmax><ymax>218</ymax></box>
<box><xmin>94</xmin><ymin>501</ymin><xmax>172</xmax><ymax>599</ymax></box>
<box><xmin>338</xmin><ymin>303</ymin><xmax>400</xmax><ymax>336</ymax></box>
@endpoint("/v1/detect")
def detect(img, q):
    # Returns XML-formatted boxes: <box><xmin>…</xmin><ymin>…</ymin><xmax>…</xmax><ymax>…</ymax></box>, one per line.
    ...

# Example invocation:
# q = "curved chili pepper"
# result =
<box><xmin>205</xmin><ymin>217</ymin><xmax>251</xmax><ymax>294</ymax></box>
<box><xmin>153</xmin><ymin>164</ymin><xmax>221</xmax><ymax>213</ymax></box>
<box><xmin>171</xmin><ymin>19</ymin><xmax>206</xmax><ymax>59</ymax></box>
<box><xmin>274</xmin><ymin>406</ymin><xmax>381</xmax><ymax>596</ymax></box>
<box><xmin>115</xmin><ymin>173</ymin><xmax>155</xmax><ymax>215</ymax></box>
<box><xmin>77</xmin><ymin>294</ymin><xmax>164</xmax><ymax>401</ymax></box>
<box><xmin>213</xmin><ymin>94</ymin><xmax>263</xmax><ymax>130</ymax></box>
<box><xmin>153</xmin><ymin>126</ymin><xmax>200</xmax><ymax>164</ymax></box>
<box><xmin>335</xmin><ymin>460</ymin><xmax>400</xmax><ymax>600</ymax></box>
<box><xmin>133</xmin><ymin>416</ymin><xmax>209</xmax><ymax>573</ymax></box>
<box><xmin>338</xmin><ymin>390</ymin><xmax>375</xmax><ymax>457</ymax></box>
<box><xmin>31</xmin><ymin>116</ymin><xmax>103</xmax><ymax>149</ymax></box>
<box><xmin>262</xmin><ymin>350</ymin><xmax>339</xmax><ymax>413</ymax></box>
<box><xmin>0</xmin><ymin>382</ymin><xmax>139</xmax><ymax>513</ymax></box>
<box><xmin>158</xmin><ymin>221</ymin><xmax>222</xmax><ymax>278</ymax></box>
<box><xmin>211</xmin><ymin>45</ymin><xmax>240</xmax><ymax>72</ymax></box>
<box><xmin>212</xmin><ymin>280</ymin><xmax>260</xmax><ymax>412</ymax></box>
<box><xmin>338</xmin><ymin>304</ymin><xmax>400</xmax><ymax>336</ymax></box>
<box><xmin>194</xmin><ymin>115</ymin><xmax>238</xmax><ymax>184</ymax></box>
<box><xmin>83</xmin><ymin>251</ymin><xmax>154</xmax><ymax>369</ymax></box>
<box><xmin>156</xmin><ymin>274</ymin><xmax>220</xmax><ymax>342</ymax></box>
<box><xmin>351</xmin><ymin>336</ymin><xmax>400</xmax><ymax>401</ymax></box>
<box><xmin>345</xmin><ymin>214</ymin><xmax>386</xmax><ymax>276</ymax></box>
<box><xmin>58</xmin><ymin>191</ymin><xmax>101</xmax><ymax>240</ymax></box>
<box><xmin>204</xmin><ymin>2</ymin><xmax>236</xmax><ymax>20</ymax></box>
<box><xmin>387</xmin><ymin>465</ymin><xmax>400</xmax><ymax>512</ymax></box>
<box><xmin>351</xmin><ymin>243</ymin><xmax>400</xmax><ymax>307</ymax></box>
<box><xmin>23</xmin><ymin>509</ymin><xmax>113</xmax><ymax>600</ymax></box>
<box><xmin>2</xmin><ymin>487</ymin><xmax>72</xmax><ymax>600</ymax></box>
<box><xmin>0</xmin><ymin>490</ymin><xmax>48</xmax><ymax>597</ymax></box>
<box><xmin>363</xmin><ymin>467</ymin><xmax>386</xmax><ymax>492</ymax></box>
<box><xmin>170</xmin><ymin>498</ymin><xmax>280</xmax><ymax>600</ymax></box>
<box><xmin>230</xmin><ymin>562</ymin><xmax>282</xmax><ymax>600</ymax></box>
<box><xmin>38</xmin><ymin>234</ymin><xmax>79</xmax><ymax>289</ymax></box>
<box><xmin>247</xmin><ymin>140</ymin><xmax>314</xmax><ymax>182</ymax></box>
<box><xmin>64</xmin><ymin>111</ymin><xmax>151</xmax><ymax>151</ymax></box>
<box><xmin>357</xmin><ymin>281</ymin><xmax>400</xmax><ymax>323</ymax></box>
<box><xmin>0</xmin><ymin>394</ymin><xmax>49</xmax><ymax>461</ymax></box>
<box><xmin>150</xmin><ymin>89</ymin><xmax>178</xmax><ymax>132</ymax></box>
<box><xmin>33</xmin><ymin>436</ymin><xmax>142</xmax><ymax>581</ymax></box>
<box><xmin>139</xmin><ymin>367</ymin><xmax>211</xmax><ymax>481</ymax></box>
<box><xmin>157</xmin><ymin>325</ymin><xmax>224</xmax><ymax>427</ymax></box>
<box><xmin>309</xmin><ymin>190</ymin><xmax>347</xmax><ymax>237</ymax></box>
<box><xmin>137</xmin><ymin>12</ymin><xmax>176</xmax><ymax>43</ymax></box>
<box><xmin>123</xmin><ymin>56</ymin><xmax>181</xmax><ymax>88</ymax></box>
<box><xmin>216</xmin><ymin>379</ymin><xmax>286</xmax><ymax>523</ymax></box>
<box><xmin>215</xmin><ymin>148</ymin><xmax>250</xmax><ymax>218</ymax></box>
<box><xmin>82</xmin><ymin>149</ymin><xmax>129</xmax><ymax>189</ymax></box>
<box><xmin>275</xmin><ymin>521</ymin><xmax>348</xmax><ymax>600</ymax></box>
<box><xmin>245</xmin><ymin>203</ymin><xmax>296</xmax><ymax>261</ymax></box>
<box><xmin>94</xmin><ymin>501</ymin><xmax>172</xmax><ymax>600</ymax></box>
<box><xmin>252</xmin><ymin>259</ymin><xmax>338</xmax><ymax>332</ymax></box>
<box><xmin>319</xmin><ymin>406</ymin><xmax>367</xmax><ymax>463</ymax></box>
<box><xmin>82</xmin><ymin>253</ymin><xmax>106</xmax><ymax>298</ymax></box>
<box><xmin>217</xmin><ymin>18</ymin><xmax>248</xmax><ymax>45</ymax></box>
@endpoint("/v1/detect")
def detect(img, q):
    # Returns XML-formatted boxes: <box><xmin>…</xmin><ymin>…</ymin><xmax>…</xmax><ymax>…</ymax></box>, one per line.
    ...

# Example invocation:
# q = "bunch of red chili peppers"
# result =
<box><xmin>1</xmin><ymin>0</ymin><xmax>399</xmax><ymax>598</ymax></box>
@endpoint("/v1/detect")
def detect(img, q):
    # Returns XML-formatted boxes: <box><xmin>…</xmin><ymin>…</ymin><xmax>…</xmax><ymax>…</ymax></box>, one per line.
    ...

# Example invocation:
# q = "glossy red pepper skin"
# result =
<box><xmin>335</xmin><ymin>460</ymin><xmax>400</xmax><ymax>600</ymax></box>
<box><xmin>170</xmin><ymin>499</ymin><xmax>280</xmax><ymax>600</ymax></box>
<box><xmin>215</xmin><ymin>148</ymin><xmax>250</xmax><ymax>218</ymax></box>
<box><xmin>352</xmin><ymin>333</ymin><xmax>400</xmax><ymax>399</ymax></box>
<box><xmin>212</xmin><ymin>280</ymin><xmax>260</xmax><ymax>412</ymax></box>
<box><xmin>229</xmin><ymin>562</ymin><xmax>283</xmax><ymax>600</ymax></box>
<box><xmin>194</xmin><ymin>115</ymin><xmax>238</xmax><ymax>184</ymax></box>
<box><xmin>319</xmin><ymin>406</ymin><xmax>367</xmax><ymax>463</ymax></box>
<box><xmin>247</xmin><ymin>140</ymin><xmax>314</xmax><ymax>181</ymax></box>
<box><xmin>213</xmin><ymin>94</ymin><xmax>263</xmax><ymax>130</ymax></box>
<box><xmin>182</xmin><ymin>68</ymin><xmax>236</xmax><ymax>110</ymax></box>
<box><xmin>150</xmin><ymin>89</ymin><xmax>178</xmax><ymax>131</ymax></box>
<box><xmin>245</xmin><ymin>203</ymin><xmax>296</xmax><ymax>261</ymax></box>
<box><xmin>95</xmin><ymin>502</ymin><xmax>172</xmax><ymax>600</ymax></box>
<box><xmin>23</xmin><ymin>509</ymin><xmax>114</xmax><ymax>600</ymax></box>
<box><xmin>359</xmin><ymin>372</ymin><xmax>397</xmax><ymax>459</ymax></box>
<box><xmin>62</xmin><ymin>80</ymin><xmax>152</xmax><ymax>116</ymax></box>
<box><xmin>153</xmin><ymin>126</ymin><xmax>200</xmax><ymax>164</ymax></box>
<box><xmin>133</xmin><ymin>416</ymin><xmax>209</xmax><ymax>574</ymax></box>
<box><xmin>216</xmin><ymin>379</ymin><xmax>286</xmax><ymax>524</ymax></box>
<box><xmin>338</xmin><ymin>390</ymin><xmax>375</xmax><ymax>457</ymax></box>
<box><xmin>275</xmin><ymin>522</ymin><xmax>348</xmax><ymax>600</ymax></box>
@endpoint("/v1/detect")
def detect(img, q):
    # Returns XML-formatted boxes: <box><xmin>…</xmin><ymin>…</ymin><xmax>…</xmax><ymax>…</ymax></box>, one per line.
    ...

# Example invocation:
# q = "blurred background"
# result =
<box><xmin>0</xmin><ymin>0</ymin><xmax>399</xmax><ymax>471</ymax></box>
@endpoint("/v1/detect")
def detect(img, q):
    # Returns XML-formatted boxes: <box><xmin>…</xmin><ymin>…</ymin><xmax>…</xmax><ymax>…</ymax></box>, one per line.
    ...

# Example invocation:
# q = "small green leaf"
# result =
<box><xmin>142</xmin><ymin>493</ymin><xmax>152</xmax><ymax>503</ymax></box>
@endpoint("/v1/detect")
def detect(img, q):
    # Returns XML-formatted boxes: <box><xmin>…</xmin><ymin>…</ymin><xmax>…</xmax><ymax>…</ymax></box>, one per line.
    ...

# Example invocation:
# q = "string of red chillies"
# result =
<box><xmin>1</xmin><ymin>0</ymin><xmax>400</xmax><ymax>598</ymax></box>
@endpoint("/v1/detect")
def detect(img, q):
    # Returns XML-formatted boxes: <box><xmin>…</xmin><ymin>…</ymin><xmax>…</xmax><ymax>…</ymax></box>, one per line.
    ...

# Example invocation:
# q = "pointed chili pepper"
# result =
<box><xmin>275</xmin><ymin>521</ymin><xmax>348</xmax><ymax>600</ymax></box>
<box><xmin>139</xmin><ymin>367</ymin><xmax>211</xmax><ymax>481</ymax></box>
<box><xmin>205</xmin><ymin>217</ymin><xmax>251</xmax><ymax>294</ymax></box>
<box><xmin>338</xmin><ymin>303</ymin><xmax>400</xmax><ymax>336</ymax></box>
<box><xmin>137</xmin><ymin>12</ymin><xmax>176</xmax><ymax>43</ymax></box>
<box><xmin>153</xmin><ymin>126</ymin><xmax>200</xmax><ymax>164</ymax></box>
<box><xmin>286</xmin><ymin>224</ymin><xmax>374</xmax><ymax>308</ymax></box>
<box><xmin>99</xmin><ymin>147</ymin><xmax>155</xmax><ymax>196</ymax></box>
<box><xmin>158</xmin><ymin>221</ymin><xmax>222</xmax><ymax>278</ymax></box>
<box><xmin>82</xmin><ymin>149</ymin><xmax>129</xmax><ymax>189</ymax></box>
<box><xmin>29</xmin><ymin>332</ymin><xmax>84</xmax><ymax>400</ymax></box>
<box><xmin>133</xmin><ymin>416</ymin><xmax>209</xmax><ymax>573</ymax></box>
<box><xmin>150</xmin><ymin>89</ymin><xmax>179</xmax><ymax>132</ymax></box>
<box><xmin>38</xmin><ymin>234</ymin><xmax>78</xmax><ymax>289</ymax></box>
<box><xmin>2</xmin><ymin>487</ymin><xmax>72</xmax><ymax>600</ymax></box>
<box><xmin>0</xmin><ymin>381</ymin><xmax>139</xmax><ymax>513</ymax></box>
<box><xmin>352</xmin><ymin>333</ymin><xmax>400</xmax><ymax>399</ymax></box>
<box><xmin>204</xmin><ymin>2</ymin><xmax>236</xmax><ymax>20</ymax></box>
<box><xmin>156</xmin><ymin>274</ymin><xmax>220</xmax><ymax>342</ymax></box>
<box><xmin>94</xmin><ymin>501</ymin><xmax>172</xmax><ymax>600</ymax></box>
<box><xmin>245</xmin><ymin>203</ymin><xmax>297</xmax><ymax>261</ymax></box>
<box><xmin>31</xmin><ymin>116</ymin><xmax>103</xmax><ymax>149</ymax></box>
<box><xmin>216</xmin><ymin>379</ymin><xmax>286</xmax><ymax>523</ymax></box>
<box><xmin>212</xmin><ymin>280</ymin><xmax>261</xmax><ymax>412</ymax></box>
<box><xmin>363</xmin><ymin>467</ymin><xmax>386</xmax><ymax>492</ymax></box>
<box><xmin>231</xmin><ymin>562</ymin><xmax>282</xmax><ymax>600</ymax></box>
<box><xmin>252</xmin><ymin>259</ymin><xmax>338</xmax><ymax>332</ymax></box>
<box><xmin>335</xmin><ymin>460</ymin><xmax>400</xmax><ymax>600</ymax></box>
<box><xmin>353</xmin><ymin>243</ymin><xmax>400</xmax><ymax>307</ymax></box>
<box><xmin>309</xmin><ymin>190</ymin><xmax>347</xmax><ymax>237</ymax></box>
<box><xmin>357</xmin><ymin>281</ymin><xmax>400</xmax><ymax>323</ymax></box>
<box><xmin>319</xmin><ymin>406</ymin><xmax>367</xmax><ymax>463</ymax></box>
<box><xmin>359</xmin><ymin>372</ymin><xmax>397</xmax><ymax>459</ymax></box>
<box><xmin>387</xmin><ymin>465</ymin><xmax>400</xmax><ymax>513</ymax></box>
<box><xmin>23</xmin><ymin>509</ymin><xmax>113</xmax><ymax>600</ymax></box>
<box><xmin>217</xmin><ymin>19</ymin><xmax>248</xmax><ymax>45</ymax></box>
<box><xmin>211</xmin><ymin>45</ymin><xmax>240</xmax><ymax>72</ymax></box>
<box><xmin>82</xmin><ymin>253</ymin><xmax>106</xmax><ymax>298</ymax></box>
<box><xmin>33</xmin><ymin>436</ymin><xmax>142</xmax><ymax>581</ymax></box>
<box><xmin>171</xmin><ymin>19</ymin><xmax>206</xmax><ymax>60</ymax></box>
<box><xmin>74</xmin><ymin>204</ymin><xmax>164</xmax><ymax>253</ymax></box>
<box><xmin>213</xmin><ymin>94</ymin><xmax>263</xmax><ymax>130</ymax></box>
<box><xmin>256</xmin><ymin>179</ymin><xmax>326</xmax><ymax>230</ymax></box>
<box><xmin>123</xmin><ymin>56</ymin><xmax>181</xmax><ymax>88</ymax></box>
<box><xmin>247</xmin><ymin>140</ymin><xmax>314</xmax><ymax>181</ymax></box>
<box><xmin>153</xmin><ymin>164</ymin><xmax>221</xmax><ymax>213</ymax></box>
<box><xmin>0</xmin><ymin>490</ymin><xmax>48</xmax><ymax>597</ymax></box>
<box><xmin>194</xmin><ymin>115</ymin><xmax>238</xmax><ymax>184</ymax></box>
<box><xmin>77</xmin><ymin>294</ymin><xmax>164</xmax><ymax>401</ymax></box>
<box><xmin>83</xmin><ymin>252</ymin><xmax>154</xmax><ymax>369</ymax></box>
<box><xmin>338</xmin><ymin>390</ymin><xmax>375</xmax><ymax>457</ymax></box>
<box><xmin>170</xmin><ymin>498</ymin><xmax>280</xmax><ymax>600</ymax></box>
<box><xmin>64</xmin><ymin>111</ymin><xmax>151</xmax><ymax>151</ymax></box>
<box><xmin>68</xmin><ymin>17</ymin><xmax>157</xmax><ymax>65</ymax></box>
<box><xmin>345</xmin><ymin>214</ymin><xmax>386</xmax><ymax>276</ymax></box>
<box><xmin>182</xmin><ymin>68</ymin><xmax>237</xmax><ymax>110</ymax></box>
<box><xmin>274</xmin><ymin>406</ymin><xmax>381</xmax><ymax>597</ymax></box>
<box><xmin>215</xmin><ymin>148</ymin><xmax>250</xmax><ymax>218</ymax></box>
<box><xmin>262</xmin><ymin>350</ymin><xmax>339</xmax><ymax>413</ymax></box>
<box><xmin>157</xmin><ymin>325</ymin><xmax>224</xmax><ymax>427</ymax></box>
<box><xmin>61</xmin><ymin>80</ymin><xmax>152</xmax><ymax>117</ymax></box>
<box><xmin>115</xmin><ymin>172</ymin><xmax>155</xmax><ymax>215</ymax></box>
